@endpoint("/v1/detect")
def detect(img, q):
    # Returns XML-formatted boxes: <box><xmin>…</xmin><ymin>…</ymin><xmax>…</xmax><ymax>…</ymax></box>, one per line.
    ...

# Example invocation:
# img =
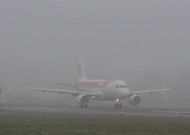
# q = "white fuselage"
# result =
<box><xmin>77</xmin><ymin>80</ymin><xmax>131</xmax><ymax>101</ymax></box>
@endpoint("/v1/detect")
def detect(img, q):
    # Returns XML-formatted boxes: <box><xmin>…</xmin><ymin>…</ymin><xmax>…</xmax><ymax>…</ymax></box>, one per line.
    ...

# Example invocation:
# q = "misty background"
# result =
<box><xmin>0</xmin><ymin>0</ymin><xmax>190</xmax><ymax>108</ymax></box>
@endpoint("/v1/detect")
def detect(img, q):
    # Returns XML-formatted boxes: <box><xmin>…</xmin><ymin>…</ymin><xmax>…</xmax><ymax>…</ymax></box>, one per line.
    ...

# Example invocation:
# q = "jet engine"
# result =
<box><xmin>128</xmin><ymin>95</ymin><xmax>141</xmax><ymax>106</ymax></box>
<box><xmin>76</xmin><ymin>94</ymin><xmax>90</xmax><ymax>108</ymax></box>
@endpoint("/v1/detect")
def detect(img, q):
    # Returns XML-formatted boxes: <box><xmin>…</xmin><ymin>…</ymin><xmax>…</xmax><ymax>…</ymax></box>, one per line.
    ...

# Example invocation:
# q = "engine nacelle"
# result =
<box><xmin>75</xmin><ymin>94</ymin><xmax>90</xmax><ymax>104</ymax></box>
<box><xmin>128</xmin><ymin>95</ymin><xmax>141</xmax><ymax>106</ymax></box>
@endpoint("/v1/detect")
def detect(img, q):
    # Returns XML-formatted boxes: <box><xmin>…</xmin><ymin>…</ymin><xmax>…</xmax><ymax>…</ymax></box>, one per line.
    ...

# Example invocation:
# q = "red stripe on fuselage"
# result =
<box><xmin>79</xmin><ymin>81</ymin><xmax>110</xmax><ymax>88</ymax></box>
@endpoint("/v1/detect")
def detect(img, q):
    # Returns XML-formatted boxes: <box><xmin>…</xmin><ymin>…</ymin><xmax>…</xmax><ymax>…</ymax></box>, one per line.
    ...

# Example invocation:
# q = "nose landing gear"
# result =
<box><xmin>114</xmin><ymin>99</ymin><xmax>122</xmax><ymax>109</ymax></box>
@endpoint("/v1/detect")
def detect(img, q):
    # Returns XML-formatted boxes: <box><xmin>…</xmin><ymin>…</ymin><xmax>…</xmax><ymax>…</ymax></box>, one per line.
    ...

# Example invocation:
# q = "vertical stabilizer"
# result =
<box><xmin>77</xmin><ymin>60</ymin><xmax>87</xmax><ymax>81</ymax></box>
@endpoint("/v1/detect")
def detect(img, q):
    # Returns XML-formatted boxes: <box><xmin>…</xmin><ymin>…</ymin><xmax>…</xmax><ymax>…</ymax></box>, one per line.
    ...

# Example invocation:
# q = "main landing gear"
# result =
<box><xmin>114</xmin><ymin>99</ymin><xmax>122</xmax><ymax>109</ymax></box>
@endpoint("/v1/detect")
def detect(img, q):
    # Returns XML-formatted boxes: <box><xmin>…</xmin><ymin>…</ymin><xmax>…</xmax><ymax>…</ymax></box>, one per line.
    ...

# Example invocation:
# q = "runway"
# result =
<box><xmin>0</xmin><ymin>106</ymin><xmax>190</xmax><ymax>135</ymax></box>
<box><xmin>1</xmin><ymin>106</ymin><xmax>190</xmax><ymax>118</ymax></box>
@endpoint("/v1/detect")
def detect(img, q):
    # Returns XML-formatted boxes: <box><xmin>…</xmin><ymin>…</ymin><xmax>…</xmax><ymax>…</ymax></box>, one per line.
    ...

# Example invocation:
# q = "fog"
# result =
<box><xmin>0</xmin><ymin>0</ymin><xmax>190</xmax><ymax>108</ymax></box>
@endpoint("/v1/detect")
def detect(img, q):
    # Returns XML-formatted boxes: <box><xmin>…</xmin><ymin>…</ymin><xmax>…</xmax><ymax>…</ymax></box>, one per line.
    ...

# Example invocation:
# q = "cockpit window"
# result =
<box><xmin>115</xmin><ymin>85</ymin><xmax>128</xmax><ymax>88</ymax></box>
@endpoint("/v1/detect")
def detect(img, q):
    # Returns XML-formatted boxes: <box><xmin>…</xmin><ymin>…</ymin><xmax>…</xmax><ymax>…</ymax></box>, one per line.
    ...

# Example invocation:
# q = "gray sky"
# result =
<box><xmin>0</xmin><ymin>0</ymin><xmax>190</xmax><ymax>108</ymax></box>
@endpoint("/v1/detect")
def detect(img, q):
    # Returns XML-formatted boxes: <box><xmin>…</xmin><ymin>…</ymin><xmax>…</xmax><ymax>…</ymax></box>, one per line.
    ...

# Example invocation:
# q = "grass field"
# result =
<box><xmin>0</xmin><ymin>110</ymin><xmax>190</xmax><ymax>135</ymax></box>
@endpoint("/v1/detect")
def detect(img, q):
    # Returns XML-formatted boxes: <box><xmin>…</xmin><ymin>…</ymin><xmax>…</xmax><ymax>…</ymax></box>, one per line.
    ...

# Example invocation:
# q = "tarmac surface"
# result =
<box><xmin>1</xmin><ymin>106</ymin><xmax>190</xmax><ymax>118</ymax></box>
<box><xmin>1</xmin><ymin>106</ymin><xmax>190</xmax><ymax>135</ymax></box>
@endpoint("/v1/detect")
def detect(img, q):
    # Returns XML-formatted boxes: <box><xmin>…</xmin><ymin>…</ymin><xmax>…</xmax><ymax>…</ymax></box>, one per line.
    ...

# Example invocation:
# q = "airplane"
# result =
<box><xmin>26</xmin><ymin>62</ymin><xmax>170</xmax><ymax>109</ymax></box>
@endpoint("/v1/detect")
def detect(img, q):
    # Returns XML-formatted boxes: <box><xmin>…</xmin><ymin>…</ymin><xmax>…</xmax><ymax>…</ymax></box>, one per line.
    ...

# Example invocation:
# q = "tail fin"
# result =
<box><xmin>77</xmin><ymin>60</ymin><xmax>87</xmax><ymax>81</ymax></box>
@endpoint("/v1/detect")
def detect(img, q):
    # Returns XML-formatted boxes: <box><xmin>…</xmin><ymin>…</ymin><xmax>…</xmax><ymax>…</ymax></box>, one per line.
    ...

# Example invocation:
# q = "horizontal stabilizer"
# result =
<box><xmin>48</xmin><ymin>82</ymin><xmax>76</xmax><ymax>88</ymax></box>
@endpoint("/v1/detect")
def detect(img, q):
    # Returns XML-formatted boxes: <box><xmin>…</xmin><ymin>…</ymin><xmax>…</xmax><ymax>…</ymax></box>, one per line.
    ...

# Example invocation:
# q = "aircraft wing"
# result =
<box><xmin>131</xmin><ymin>88</ymin><xmax>171</xmax><ymax>94</ymax></box>
<box><xmin>25</xmin><ymin>87</ymin><xmax>101</xmax><ymax>97</ymax></box>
